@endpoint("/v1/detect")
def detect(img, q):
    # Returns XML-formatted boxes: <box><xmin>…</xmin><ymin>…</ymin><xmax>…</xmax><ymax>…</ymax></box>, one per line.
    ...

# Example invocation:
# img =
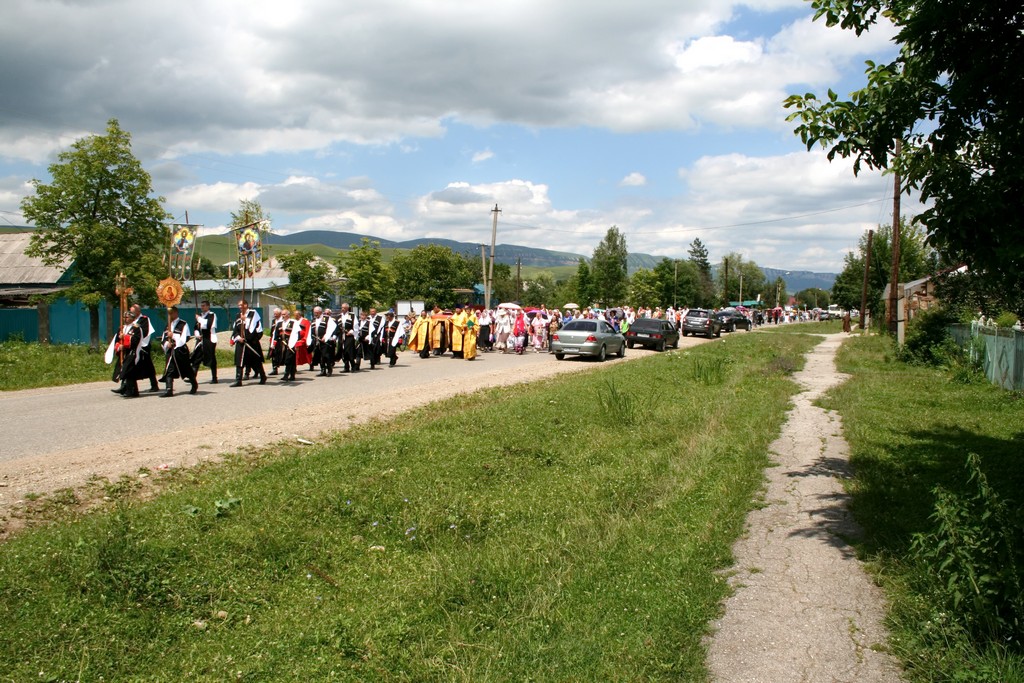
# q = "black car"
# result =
<box><xmin>682</xmin><ymin>309</ymin><xmax>722</xmax><ymax>338</ymax></box>
<box><xmin>715</xmin><ymin>309</ymin><xmax>752</xmax><ymax>332</ymax></box>
<box><xmin>624</xmin><ymin>317</ymin><xmax>679</xmax><ymax>351</ymax></box>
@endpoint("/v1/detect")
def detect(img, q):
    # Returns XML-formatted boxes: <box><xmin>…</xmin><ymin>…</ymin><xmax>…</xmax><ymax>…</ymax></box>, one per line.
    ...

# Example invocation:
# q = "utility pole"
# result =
<box><xmin>723</xmin><ymin>257</ymin><xmax>729</xmax><ymax>307</ymax></box>
<box><xmin>860</xmin><ymin>229</ymin><xmax>874</xmax><ymax>330</ymax></box>
<box><xmin>488</xmin><ymin>204</ymin><xmax>500</xmax><ymax>310</ymax></box>
<box><xmin>480</xmin><ymin>244</ymin><xmax>487</xmax><ymax>307</ymax></box>
<box><xmin>673</xmin><ymin>259</ymin><xmax>678</xmax><ymax>308</ymax></box>
<box><xmin>739</xmin><ymin>272</ymin><xmax>744</xmax><ymax>307</ymax></box>
<box><xmin>515</xmin><ymin>256</ymin><xmax>521</xmax><ymax>301</ymax></box>
<box><xmin>888</xmin><ymin>138</ymin><xmax>902</xmax><ymax>336</ymax></box>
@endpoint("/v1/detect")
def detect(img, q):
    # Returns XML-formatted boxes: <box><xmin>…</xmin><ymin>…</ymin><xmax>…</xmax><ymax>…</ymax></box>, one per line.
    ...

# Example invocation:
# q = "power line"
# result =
<box><xmin>500</xmin><ymin>197</ymin><xmax>891</xmax><ymax>236</ymax></box>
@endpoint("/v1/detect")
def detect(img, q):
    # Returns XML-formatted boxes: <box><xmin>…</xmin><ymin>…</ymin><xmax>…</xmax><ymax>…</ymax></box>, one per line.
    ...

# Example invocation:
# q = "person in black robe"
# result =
<box><xmin>278</xmin><ymin>314</ymin><xmax>299</xmax><ymax>382</ymax></box>
<box><xmin>230</xmin><ymin>299</ymin><xmax>267</xmax><ymax>386</ymax></box>
<box><xmin>190</xmin><ymin>300</ymin><xmax>219</xmax><ymax>384</ymax></box>
<box><xmin>267</xmin><ymin>308</ymin><xmax>284</xmax><ymax>376</ymax></box>
<box><xmin>336</xmin><ymin>303</ymin><xmax>359</xmax><ymax>372</ymax></box>
<box><xmin>129</xmin><ymin>304</ymin><xmax>160</xmax><ymax>391</ymax></box>
<box><xmin>160</xmin><ymin>306</ymin><xmax>198</xmax><ymax>397</ymax></box>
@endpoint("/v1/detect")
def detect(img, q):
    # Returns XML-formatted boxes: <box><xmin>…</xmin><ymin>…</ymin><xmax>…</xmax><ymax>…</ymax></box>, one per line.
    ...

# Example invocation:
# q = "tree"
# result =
<box><xmin>490</xmin><ymin>263</ymin><xmax>517</xmax><ymax>304</ymax></box>
<box><xmin>22</xmin><ymin>119</ymin><xmax>170</xmax><ymax>348</ymax></box>
<box><xmin>575</xmin><ymin>259</ymin><xmax>595</xmax><ymax>307</ymax></box>
<box><xmin>795</xmin><ymin>287</ymin><xmax>831</xmax><ymax>310</ymax></box>
<box><xmin>716</xmin><ymin>253</ymin><xmax>767</xmax><ymax>306</ymax></box>
<box><xmin>628</xmin><ymin>268</ymin><xmax>661</xmax><ymax>309</ymax></box>
<box><xmin>338</xmin><ymin>238</ymin><xmax>394</xmax><ymax>311</ymax></box>
<box><xmin>277</xmin><ymin>250</ymin><xmax>334</xmax><ymax>313</ymax></box>
<box><xmin>390</xmin><ymin>244</ymin><xmax>476</xmax><ymax>309</ymax></box>
<box><xmin>591</xmin><ymin>226</ymin><xmax>628</xmax><ymax>307</ymax></box>
<box><xmin>522</xmin><ymin>273</ymin><xmax>556</xmax><ymax>307</ymax></box>
<box><xmin>687</xmin><ymin>238</ymin><xmax>716</xmax><ymax>307</ymax></box>
<box><xmin>830</xmin><ymin>220</ymin><xmax>935</xmax><ymax>320</ymax></box>
<box><xmin>229</xmin><ymin>199</ymin><xmax>271</xmax><ymax>232</ymax></box>
<box><xmin>784</xmin><ymin>0</ymin><xmax>1024</xmax><ymax>315</ymax></box>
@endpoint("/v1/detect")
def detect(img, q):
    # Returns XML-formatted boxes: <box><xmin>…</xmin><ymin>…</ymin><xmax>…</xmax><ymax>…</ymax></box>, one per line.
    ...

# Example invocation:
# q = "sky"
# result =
<box><xmin>0</xmin><ymin>0</ymin><xmax>922</xmax><ymax>274</ymax></box>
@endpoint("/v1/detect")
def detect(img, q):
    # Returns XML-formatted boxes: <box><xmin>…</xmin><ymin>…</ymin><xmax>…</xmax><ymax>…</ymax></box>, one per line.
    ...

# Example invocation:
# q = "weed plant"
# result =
<box><xmin>0</xmin><ymin>333</ymin><xmax>817</xmax><ymax>681</ymax></box>
<box><xmin>823</xmin><ymin>335</ymin><xmax>1024</xmax><ymax>682</ymax></box>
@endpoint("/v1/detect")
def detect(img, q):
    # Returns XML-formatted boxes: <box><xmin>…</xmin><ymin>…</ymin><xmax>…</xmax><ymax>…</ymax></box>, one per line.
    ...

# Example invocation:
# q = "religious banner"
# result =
<box><xmin>234</xmin><ymin>221</ymin><xmax>266</xmax><ymax>277</ymax></box>
<box><xmin>169</xmin><ymin>224</ymin><xmax>198</xmax><ymax>278</ymax></box>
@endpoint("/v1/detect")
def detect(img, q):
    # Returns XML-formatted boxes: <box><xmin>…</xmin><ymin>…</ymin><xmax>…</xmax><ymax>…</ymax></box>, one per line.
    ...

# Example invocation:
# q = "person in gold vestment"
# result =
<box><xmin>463</xmin><ymin>308</ymin><xmax>479</xmax><ymax>360</ymax></box>
<box><xmin>408</xmin><ymin>309</ymin><xmax>432</xmax><ymax>358</ymax></box>
<box><xmin>449</xmin><ymin>304</ymin><xmax>468</xmax><ymax>359</ymax></box>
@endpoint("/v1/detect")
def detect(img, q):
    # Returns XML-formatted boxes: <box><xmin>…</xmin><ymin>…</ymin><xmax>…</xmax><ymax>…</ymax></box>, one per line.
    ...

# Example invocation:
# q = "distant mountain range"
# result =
<box><xmin>269</xmin><ymin>229</ymin><xmax>836</xmax><ymax>294</ymax></box>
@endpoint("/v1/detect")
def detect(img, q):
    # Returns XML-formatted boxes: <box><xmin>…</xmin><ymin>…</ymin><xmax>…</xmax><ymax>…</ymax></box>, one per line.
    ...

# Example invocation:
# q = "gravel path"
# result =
<box><xmin>705</xmin><ymin>333</ymin><xmax>902</xmax><ymax>682</ymax></box>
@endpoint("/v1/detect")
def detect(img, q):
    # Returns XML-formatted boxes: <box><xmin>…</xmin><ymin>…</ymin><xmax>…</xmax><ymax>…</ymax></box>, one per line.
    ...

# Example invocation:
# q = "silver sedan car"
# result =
<box><xmin>550</xmin><ymin>319</ymin><xmax>626</xmax><ymax>361</ymax></box>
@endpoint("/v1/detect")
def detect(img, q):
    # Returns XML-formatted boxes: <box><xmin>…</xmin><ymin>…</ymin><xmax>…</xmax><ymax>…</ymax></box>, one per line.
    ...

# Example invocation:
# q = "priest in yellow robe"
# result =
<box><xmin>407</xmin><ymin>310</ymin><xmax>432</xmax><ymax>358</ymax></box>
<box><xmin>463</xmin><ymin>308</ymin><xmax>479</xmax><ymax>360</ymax></box>
<box><xmin>449</xmin><ymin>305</ymin><xmax>468</xmax><ymax>359</ymax></box>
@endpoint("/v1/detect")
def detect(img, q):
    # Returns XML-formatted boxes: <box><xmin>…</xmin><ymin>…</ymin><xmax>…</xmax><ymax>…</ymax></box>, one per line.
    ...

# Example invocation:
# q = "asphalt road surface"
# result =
<box><xmin>0</xmin><ymin>338</ymin><xmax>715</xmax><ymax>517</ymax></box>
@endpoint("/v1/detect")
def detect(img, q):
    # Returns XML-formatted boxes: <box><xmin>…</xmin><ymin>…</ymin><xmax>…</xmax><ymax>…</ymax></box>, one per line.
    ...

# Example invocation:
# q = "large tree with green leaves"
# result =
<box><xmin>784</xmin><ymin>0</ymin><xmax>1024</xmax><ymax>314</ymax></box>
<box><xmin>590</xmin><ymin>226</ymin><xmax>628</xmax><ymax>307</ymax></box>
<box><xmin>652</xmin><ymin>258</ymin><xmax>701</xmax><ymax>308</ymax></box>
<box><xmin>830</xmin><ymin>220</ymin><xmax>935</xmax><ymax>319</ymax></box>
<box><xmin>338</xmin><ymin>238</ymin><xmax>394</xmax><ymax>311</ymax></box>
<box><xmin>277</xmin><ymin>250</ymin><xmax>335</xmax><ymax>313</ymax></box>
<box><xmin>687</xmin><ymin>238</ymin><xmax>716</xmax><ymax>307</ymax></box>
<box><xmin>390</xmin><ymin>244</ymin><xmax>476</xmax><ymax>309</ymax></box>
<box><xmin>574</xmin><ymin>259</ymin><xmax>594</xmax><ymax>307</ymax></box>
<box><xmin>716</xmin><ymin>253</ymin><xmax>768</xmax><ymax>306</ymax></box>
<box><xmin>628</xmin><ymin>268</ymin><xmax>661</xmax><ymax>309</ymax></box>
<box><xmin>22</xmin><ymin>119</ymin><xmax>170</xmax><ymax>348</ymax></box>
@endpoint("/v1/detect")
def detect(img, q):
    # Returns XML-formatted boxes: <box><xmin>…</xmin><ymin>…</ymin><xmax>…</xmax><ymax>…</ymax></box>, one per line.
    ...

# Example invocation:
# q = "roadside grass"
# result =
<box><xmin>0</xmin><ymin>333</ymin><xmax>815</xmax><ymax>682</ymax></box>
<box><xmin>821</xmin><ymin>334</ymin><xmax>1024</xmax><ymax>682</ymax></box>
<box><xmin>0</xmin><ymin>341</ymin><xmax>235</xmax><ymax>391</ymax></box>
<box><xmin>757</xmin><ymin>319</ymin><xmax>844</xmax><ymax>335</ymax></box>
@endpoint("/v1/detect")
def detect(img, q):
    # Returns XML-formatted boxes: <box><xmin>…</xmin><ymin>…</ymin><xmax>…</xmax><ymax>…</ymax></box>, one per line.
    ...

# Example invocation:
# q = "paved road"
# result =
<box><xmin>2</xmin><ymin>338</ymin><xmax>725</xmax><ymax>518</ymax></box>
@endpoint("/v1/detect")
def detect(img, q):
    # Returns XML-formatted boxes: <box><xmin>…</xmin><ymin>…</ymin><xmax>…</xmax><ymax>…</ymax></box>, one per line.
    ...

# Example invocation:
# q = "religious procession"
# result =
<box><xmin>106</xmin><ymin>299</ymin><xmax>566</xmax><ymax>398</ymax></box>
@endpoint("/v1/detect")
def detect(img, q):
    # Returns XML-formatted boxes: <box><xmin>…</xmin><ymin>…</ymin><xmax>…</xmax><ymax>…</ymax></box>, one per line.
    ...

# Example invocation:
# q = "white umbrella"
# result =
<box><xmin>563</xmin><ymin>303</ymin><xmax>580</xmax><ymax>309</ymax></box>
<box><xmin>497</xmin><ymin>302</ymin><xmax>522</xmax><ymax>310</ymax></box>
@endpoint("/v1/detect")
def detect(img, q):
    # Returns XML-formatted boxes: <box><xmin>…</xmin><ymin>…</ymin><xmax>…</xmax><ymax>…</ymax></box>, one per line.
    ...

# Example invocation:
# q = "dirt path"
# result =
<box><xmin>705</xmin><ymin>333</ymin><xmax>903</xmax><ymax>682</ymax></box>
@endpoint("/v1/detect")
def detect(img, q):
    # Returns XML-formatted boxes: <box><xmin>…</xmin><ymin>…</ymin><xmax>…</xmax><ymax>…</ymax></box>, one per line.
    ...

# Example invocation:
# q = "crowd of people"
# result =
<box><xmin>106</xmin><ymin>299</ymin><xmax>824</xmax><ymax>397</ymax></box>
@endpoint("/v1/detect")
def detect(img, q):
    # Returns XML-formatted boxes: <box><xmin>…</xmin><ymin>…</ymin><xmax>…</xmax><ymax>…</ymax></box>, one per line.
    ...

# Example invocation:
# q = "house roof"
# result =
<box><xmin>0</xmin><ymin>233</ymin><xmax>72</xmax><ymax>286</ymax></box>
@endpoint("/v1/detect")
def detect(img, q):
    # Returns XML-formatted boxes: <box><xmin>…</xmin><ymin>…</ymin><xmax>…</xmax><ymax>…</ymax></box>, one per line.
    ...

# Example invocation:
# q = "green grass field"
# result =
<box><xmin>823</xmin><ymin>335</ymin><xmax>1024</xmax><ymax>682</ymax></box>
<box><xmin>0</xmin><ymin>341</ymin><xmax>236</xmax><ymax>391</ymax></box>
<box><xmin>0</xmin><ymin>332</ymin><xmax>817</xmax><ymax>681</ymax></box>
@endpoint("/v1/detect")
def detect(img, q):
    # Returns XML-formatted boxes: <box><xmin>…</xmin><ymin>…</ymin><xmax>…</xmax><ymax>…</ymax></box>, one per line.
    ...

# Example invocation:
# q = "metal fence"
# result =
<box><xmin>949</xmin><ymin>323</ymin><xmax>1024</xmax><ymax>391</ymax></box>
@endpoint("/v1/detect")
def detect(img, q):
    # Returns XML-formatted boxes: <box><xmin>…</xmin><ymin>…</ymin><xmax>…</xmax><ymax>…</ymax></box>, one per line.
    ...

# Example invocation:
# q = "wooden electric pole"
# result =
<box><xmin>515</xmin><ymin>257</ymin><xmax>521</xmax><ymax>300</ymax></box>
<box><xmin>480</xmin><ymin>244</ymin><xmax>487</xmax><ymax>307</ymax></box>
<box><xmin>859</xmin><ymin>229</ymin><xmax>874</xmax><ymax>330</ymax></box>
<box><xmin>723</xmin><ymin>257</ymin><xmax>729</xmax><ymax>307</ymax></box>
<box><xmin>487</xmin><ymin>204</ymin><xmax>500</xmax><ymax>309</ymax></box>
<box><xmin>888</xmin><ymin>138</ymin><xmax>902</xmax><ymax>336</ymax></box>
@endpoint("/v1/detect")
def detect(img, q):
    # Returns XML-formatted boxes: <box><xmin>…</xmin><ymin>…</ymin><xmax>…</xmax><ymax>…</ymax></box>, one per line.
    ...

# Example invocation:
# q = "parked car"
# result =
<box><xmin>715</xmin><ymin>309</ymin><xmax>752</xmax><ymax>332</ymax></box>
<box><xmin>682</xmin><ymin>309</ymin><xmax>722</xmax><ymax>338</ymax></box>
<box><xmin>550</xmin><ymin>319</ymin><xmax>626</xmax><ymax>361</ymax></box>
<box><xmin>624</xmin><ymin>318</ymin><xmax>679</xmax><ymax>351</ymax></box>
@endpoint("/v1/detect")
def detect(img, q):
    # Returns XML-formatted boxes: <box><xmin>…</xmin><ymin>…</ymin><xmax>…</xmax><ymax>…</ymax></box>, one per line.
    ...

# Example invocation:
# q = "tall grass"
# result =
<box><xmin>823</xmin><ymin>335</ymin><xmax>1024</xmax><ymax>682</ymax></box>
<box><xmin>0</xmin><ymin>334</ymin><xmax>816</xmax><ymax>681</ymax></box>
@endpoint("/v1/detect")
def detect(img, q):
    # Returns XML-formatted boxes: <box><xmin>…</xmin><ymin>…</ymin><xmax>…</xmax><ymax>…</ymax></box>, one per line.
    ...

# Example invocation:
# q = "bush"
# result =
<box><xmin>898</xmin><ymin>308</ymin><xmax>957</xmax><ymax>366</ymax></box>
<box><xmin>910</xmin><ymin>453</ymin><xmax>1024</xmax><ymax>649</ymax></box>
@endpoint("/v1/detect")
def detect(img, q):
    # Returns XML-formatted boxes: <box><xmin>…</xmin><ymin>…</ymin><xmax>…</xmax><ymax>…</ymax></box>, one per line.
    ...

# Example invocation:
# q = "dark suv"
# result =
<box><xmin>682</xmin><ymin>309</ymin><xmax>722</xmax><ymax>338</ymax></box>
<box><xmin>624</xmin><ymin>317</ymin><xmax>679</xmax><ymax>351</ymax></box>
<box><xmin>715</xmin><ymin>309</ymin><xmax>752</xmax><ymax>332</ymax></box>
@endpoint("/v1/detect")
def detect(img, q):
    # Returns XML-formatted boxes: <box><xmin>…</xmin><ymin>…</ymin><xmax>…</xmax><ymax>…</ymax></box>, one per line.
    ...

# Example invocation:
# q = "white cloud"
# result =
<box><xmin>471</xmin><ymin>149</ymin><xmax>494</xmax><ymax>163</ymax></box>
<box><xmin>619</xmin><ymin>172</ymin><xmax>647</xmax><ymax>187</ymax></box>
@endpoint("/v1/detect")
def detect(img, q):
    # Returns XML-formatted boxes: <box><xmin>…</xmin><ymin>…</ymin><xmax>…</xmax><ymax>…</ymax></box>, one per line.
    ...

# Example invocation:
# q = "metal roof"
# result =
<box><xmin>0</xmin><ymin>233</ymin><xmax>72</xmax><ymax>286</ymax></box>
